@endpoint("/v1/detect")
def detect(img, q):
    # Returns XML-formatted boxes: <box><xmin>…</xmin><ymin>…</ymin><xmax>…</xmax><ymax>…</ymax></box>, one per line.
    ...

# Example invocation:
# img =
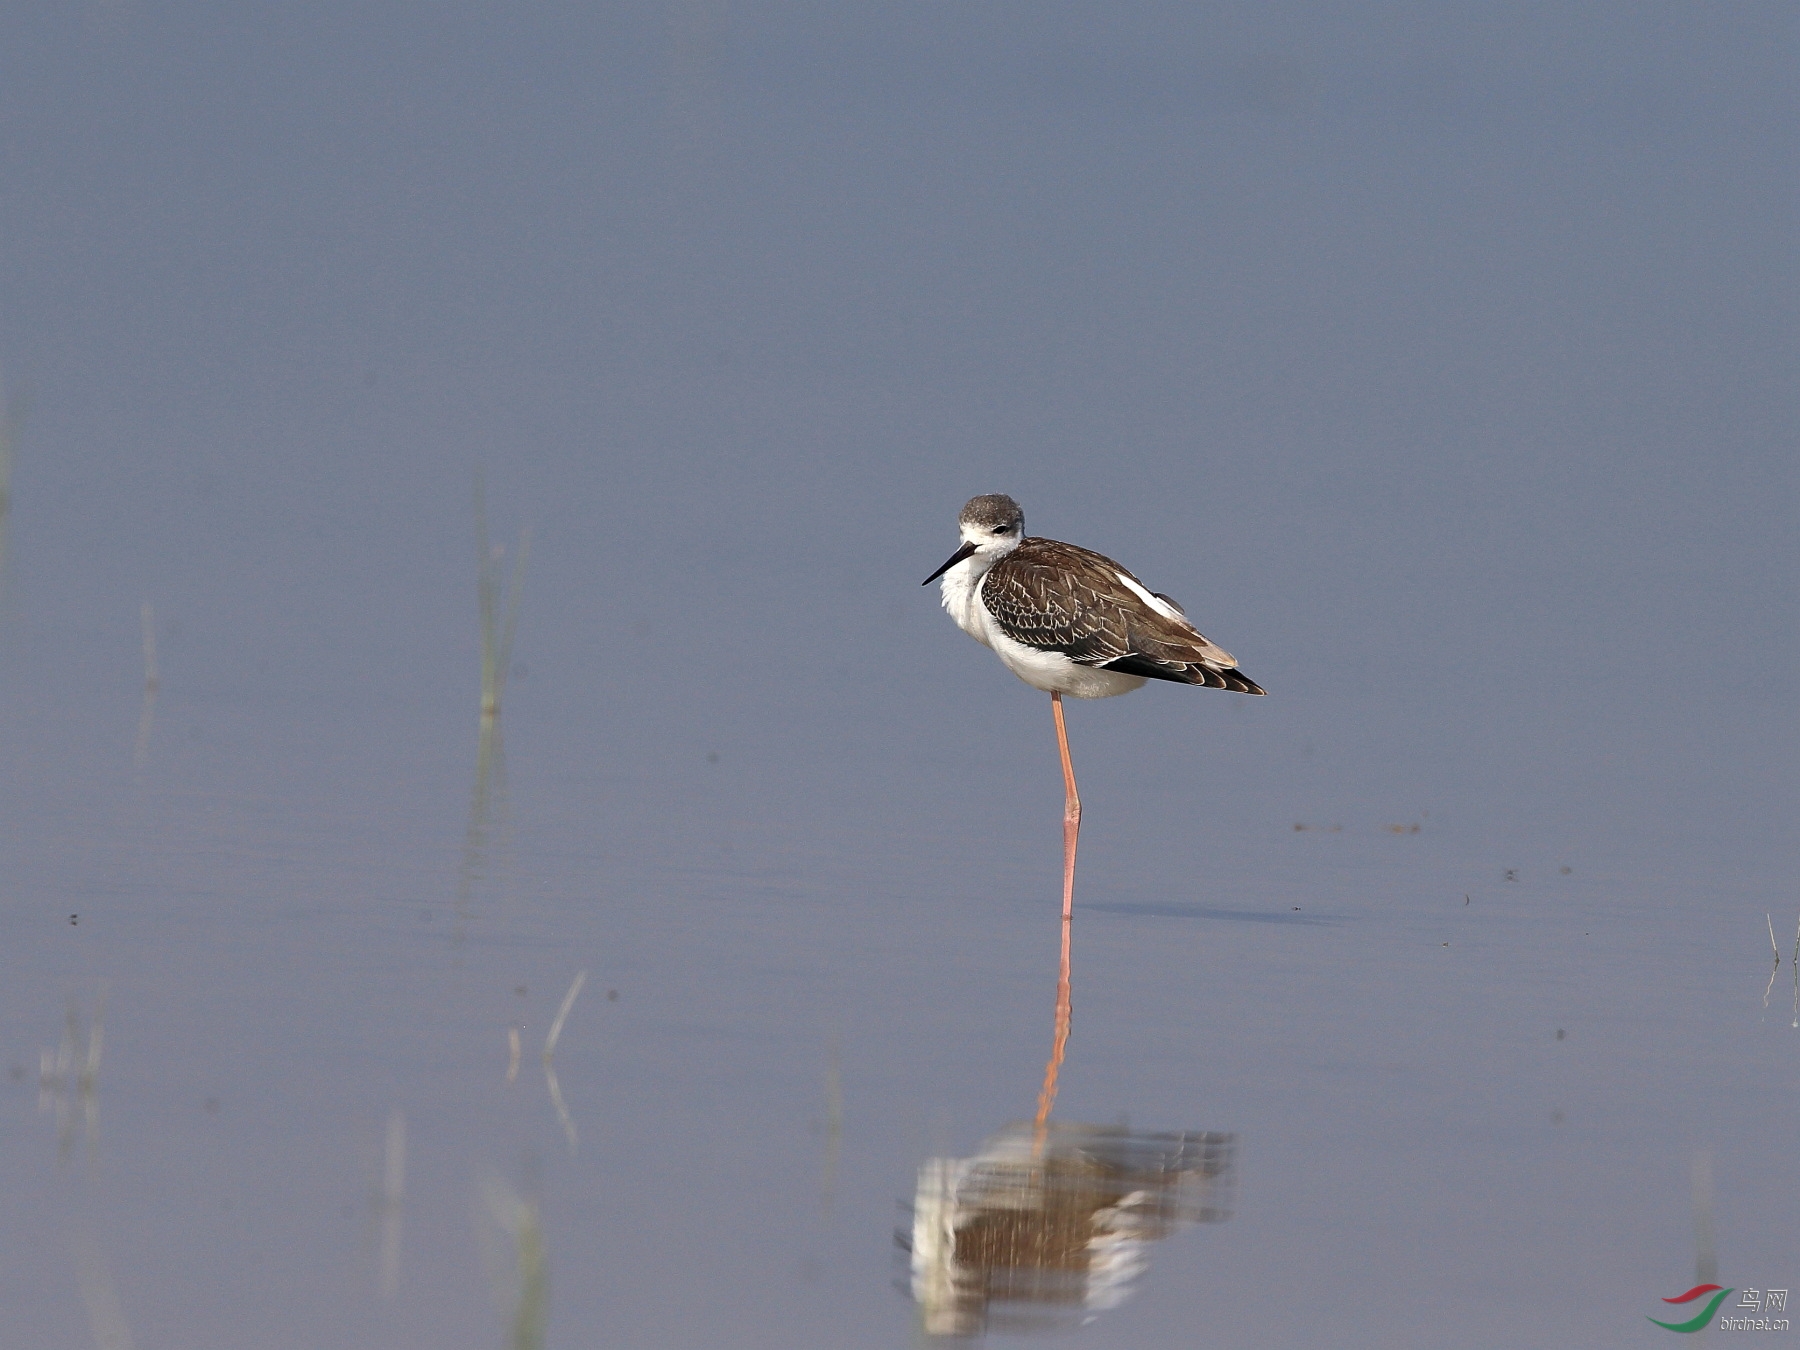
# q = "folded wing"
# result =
<box><xmin>981</xmin><ymin>539</ymin><xmax>1265</xmax><ymax>695</ymax></box>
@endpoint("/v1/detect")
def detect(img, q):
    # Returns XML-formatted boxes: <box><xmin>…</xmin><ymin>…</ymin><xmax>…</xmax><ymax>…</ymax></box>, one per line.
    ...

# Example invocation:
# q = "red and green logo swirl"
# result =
<box><xmin>1648</xmin><ymin>1284</ymin><xmax>1733</xmax><ymax>1333</ymax></box>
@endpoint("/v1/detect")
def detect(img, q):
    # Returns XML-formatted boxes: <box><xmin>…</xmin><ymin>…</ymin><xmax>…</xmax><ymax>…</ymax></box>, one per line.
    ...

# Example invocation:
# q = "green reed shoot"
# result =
<box><xmin>475</xmin><ymin>472</ymin><xmax>530</xmax><ymax>722</ymax></box>
<box><xmin>481</xmin><ymin>1175</ymin><xmax>549</xmax><ymax>1350</ymax></box>
<box><xmin>0</xmin><ymin>381</ymin><xmax>18</xmax><ymax>602</ymax></box>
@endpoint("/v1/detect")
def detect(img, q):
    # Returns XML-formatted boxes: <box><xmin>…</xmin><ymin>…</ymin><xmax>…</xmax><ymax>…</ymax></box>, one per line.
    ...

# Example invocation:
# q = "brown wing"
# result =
<box><xmin>981</xmin><ymin>538</ymin><xmax>1266</xmax><ymax>694</ymax></box>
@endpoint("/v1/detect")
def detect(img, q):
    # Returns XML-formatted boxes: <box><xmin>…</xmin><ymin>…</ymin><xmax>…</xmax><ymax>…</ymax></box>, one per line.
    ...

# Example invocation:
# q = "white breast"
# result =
<box><xmin>937</xmin><ymin>558</ymin><xmax>995</xmax><ymax>647</ymax></box>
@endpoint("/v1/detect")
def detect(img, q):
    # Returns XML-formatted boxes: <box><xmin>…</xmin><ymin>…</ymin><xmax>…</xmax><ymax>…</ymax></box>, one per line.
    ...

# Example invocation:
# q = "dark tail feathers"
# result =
<box><xmin>1102</xmin><ymin>655</ymin><xmax>1266</xmax><ymax>695</ymax></box>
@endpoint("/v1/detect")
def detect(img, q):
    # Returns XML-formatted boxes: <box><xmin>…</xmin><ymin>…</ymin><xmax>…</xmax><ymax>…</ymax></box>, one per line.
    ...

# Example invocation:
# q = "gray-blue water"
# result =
<box><xmin>1</xmin><ymin>4</ymin><xmax>1793</xmax><ymax>1346</ymax></box>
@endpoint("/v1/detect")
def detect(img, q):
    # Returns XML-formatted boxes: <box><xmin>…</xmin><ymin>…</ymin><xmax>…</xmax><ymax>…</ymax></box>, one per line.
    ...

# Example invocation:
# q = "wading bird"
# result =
<box><xmin>924</xmin><ymin>494</ymin><xmax>1264</xmax><ymax>919</ymax></box>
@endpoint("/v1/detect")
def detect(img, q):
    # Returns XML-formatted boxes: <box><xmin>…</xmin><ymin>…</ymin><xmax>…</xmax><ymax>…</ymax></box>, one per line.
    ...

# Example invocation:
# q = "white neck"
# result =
<box><xmin>937</xmin><ymin>529</ymin><xmax>1019</xmax><ymax>643</ymax></box>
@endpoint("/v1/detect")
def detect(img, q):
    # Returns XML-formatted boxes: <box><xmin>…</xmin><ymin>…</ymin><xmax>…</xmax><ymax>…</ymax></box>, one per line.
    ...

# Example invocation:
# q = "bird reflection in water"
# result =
<box><xmin>906</xmin><ymin>912</ymin><xmax>1238</xmax><ymax>1339</ymax></box>
<box><xmin>908</xmin><ymin>1121</ymin><xmax>1237</xmax><ymax>1339</ymax></box>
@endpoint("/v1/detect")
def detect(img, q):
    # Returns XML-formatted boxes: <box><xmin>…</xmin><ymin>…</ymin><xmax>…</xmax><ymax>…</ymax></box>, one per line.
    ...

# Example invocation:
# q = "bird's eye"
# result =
<box><xmin>992</xmin><ymin>525</ymin><xmax>1009</xmax><ymax>535</ymax></box>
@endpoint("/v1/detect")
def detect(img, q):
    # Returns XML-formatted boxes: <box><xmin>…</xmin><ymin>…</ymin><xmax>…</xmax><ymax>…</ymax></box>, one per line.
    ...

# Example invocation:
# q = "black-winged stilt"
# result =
<box><xmin>924</xmin><ymin>494</ymin><xmax>1264</xmax><ymax>919</ymax></box>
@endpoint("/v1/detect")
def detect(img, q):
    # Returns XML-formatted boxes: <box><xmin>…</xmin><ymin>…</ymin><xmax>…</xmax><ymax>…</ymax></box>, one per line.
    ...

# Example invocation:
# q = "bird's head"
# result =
<box><xmin>923</xmin><ymin>494</ymin><xmax>1024</xmax><ymax>584</ymax></box>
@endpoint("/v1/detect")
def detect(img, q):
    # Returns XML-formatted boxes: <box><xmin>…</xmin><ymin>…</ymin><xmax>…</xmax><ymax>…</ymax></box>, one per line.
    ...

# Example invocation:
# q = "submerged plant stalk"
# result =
<box><xmin>480</xmin><ymin>1176</ymin><xmax>549</xmax><ymax>1350</ymax></box>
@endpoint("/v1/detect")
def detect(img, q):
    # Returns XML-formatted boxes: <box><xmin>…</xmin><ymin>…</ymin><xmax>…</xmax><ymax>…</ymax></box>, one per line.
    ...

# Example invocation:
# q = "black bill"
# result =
<box><xmin>922</xmin><ymin>540</ymin><xmax>979</xmax><ymax>585</ymax></box>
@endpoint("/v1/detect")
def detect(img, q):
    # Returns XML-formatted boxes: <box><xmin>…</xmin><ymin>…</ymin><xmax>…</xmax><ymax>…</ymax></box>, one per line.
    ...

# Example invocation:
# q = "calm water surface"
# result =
<box><xmin>0</xmin><ymin>4</ymin><xmax>1792</xmax><ymax>1346</ymax></box>
<box><xmin>1</xmin><ymin>614</ymin><xmax>1792</xmax><ymax>1348</ymax></box>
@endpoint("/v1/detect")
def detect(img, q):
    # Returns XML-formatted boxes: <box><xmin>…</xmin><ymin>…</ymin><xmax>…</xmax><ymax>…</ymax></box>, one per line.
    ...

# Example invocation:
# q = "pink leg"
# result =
<box><xmin>1033</xmin><ymin>908</ymin><xmax>1073</xmax><ymax>1140</ymax></box>
<box><xmin>1034</xmin><ymin>694</ymin><xmax>1080</xmax><ymax>1142</ymax></box>
<box><xmin>1051</xmin><ymin>692</ymin><xmax>1081</xmax><ymax>922</ymax></box>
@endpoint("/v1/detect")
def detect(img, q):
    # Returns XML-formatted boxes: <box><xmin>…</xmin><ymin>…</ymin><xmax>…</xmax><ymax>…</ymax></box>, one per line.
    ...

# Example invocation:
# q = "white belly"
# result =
<box><xmin>939</xmin><ymin>563</ymin><xmax>1146</xmax><ymax>699</ymax></box>
<box><xmin>987</xmin><ymin>631</ymin><xmax>1147</xmax><ymax>697</ymax></box>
